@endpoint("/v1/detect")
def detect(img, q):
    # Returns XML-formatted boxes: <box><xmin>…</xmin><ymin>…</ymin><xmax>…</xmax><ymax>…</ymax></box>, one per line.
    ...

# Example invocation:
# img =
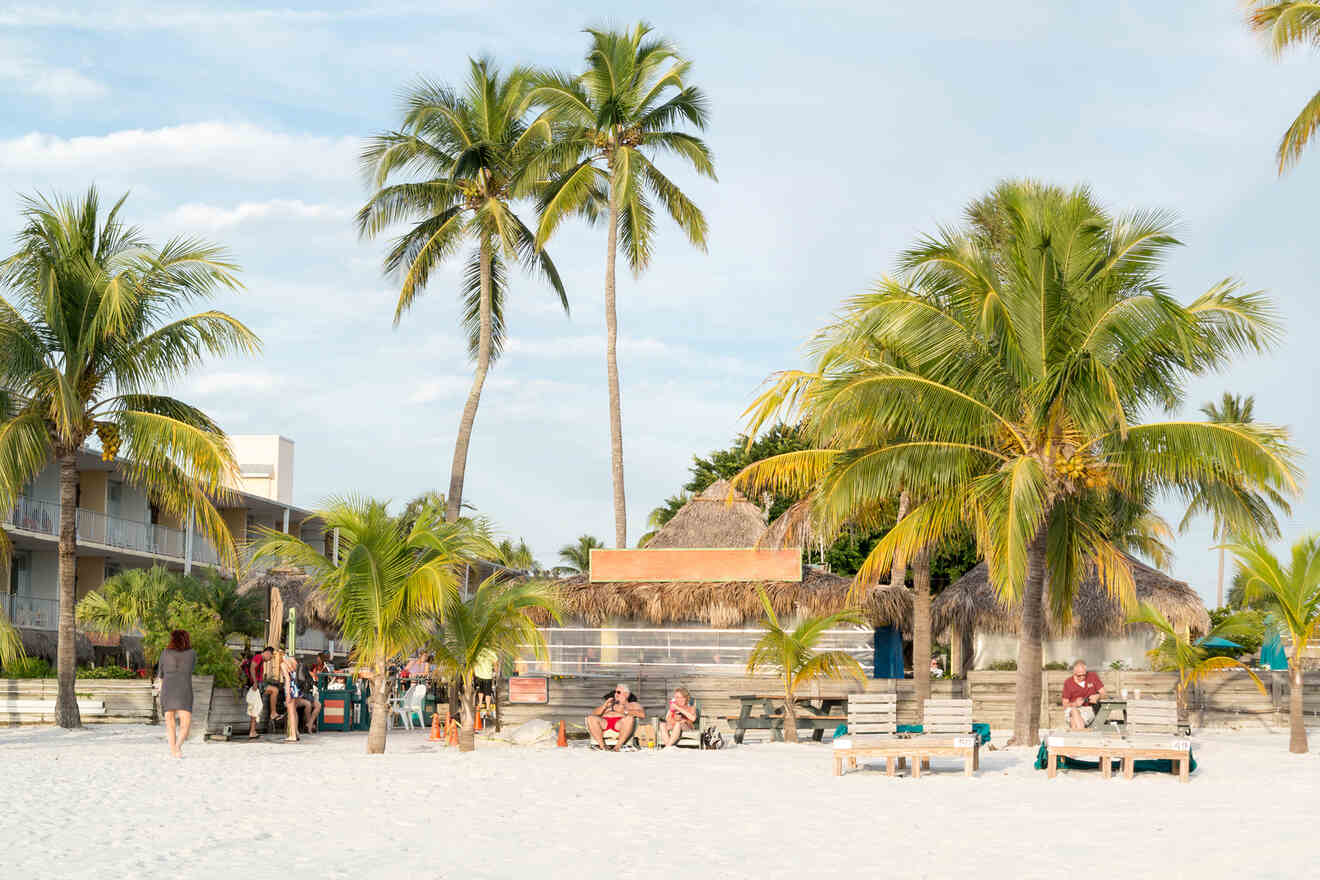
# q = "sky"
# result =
<box><xmin>1</xmin><ymin>1</ymin><xmax>1318</xmax><ymax>605</ymax></box>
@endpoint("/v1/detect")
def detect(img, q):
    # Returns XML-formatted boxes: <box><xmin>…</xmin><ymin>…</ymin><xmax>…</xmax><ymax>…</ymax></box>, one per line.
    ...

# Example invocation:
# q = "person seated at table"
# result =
<box><xmin>930</xmin><ymin>657</ymin><xmax>945</xmax><ymax>679</ymax></box>
<box><xmin>296</xmin><ymin>659</ymin><xmax>321</xmax><ymax>733</ymax></box>
<box><xmin>281</xmin><ymin>656</ymin><xmax>315</xmax><ymax>734</ymax></box>
<box><xmin>404</xmin><ymin>652</ymin><xmax>431</xmax><ymax>679</ymax></box>
<box><xmin>1061</xmin><ymin>659</ymin><xmax>1105</xmax><ymax>729</ymax></box>
<box><xmin>657</xmin><ymin>686</ymin><xmax>697</xmax><ymax>748</ymax></box>
<box><xmin>259</xmin><ymin>647</ymin><xmax>284</xmax><ymax>724</ymax></box>
<box><xmin>586</xmin><ymin>683</ymin><xmax>644</xmax><ymax>751</ymax></box>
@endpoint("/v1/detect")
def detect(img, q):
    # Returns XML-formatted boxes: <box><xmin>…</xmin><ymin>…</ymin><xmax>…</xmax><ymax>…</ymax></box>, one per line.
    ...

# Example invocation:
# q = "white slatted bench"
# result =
<box><xmin>0</xmin><ymin>699</ymin><xmax>107</xmax><ymax>717</ymax></box>
<box><xmin>1046</xmin><ymin>702</ymin><xmax>1191</xmax><ymax>783</ymax></box>
<box><xmin>912</xmin><ymin>698</ymin><xmax>979</xmax><ymax>777</ymax></box>
<box><xmin>832</xmin><ymin>694</ymin><xmax>902</xmax><ymax>776</ymax></box>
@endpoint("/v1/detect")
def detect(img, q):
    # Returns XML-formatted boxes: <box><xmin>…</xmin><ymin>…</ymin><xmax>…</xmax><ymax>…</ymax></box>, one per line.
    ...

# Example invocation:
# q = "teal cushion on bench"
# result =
<box><xmin>1033</xmin><ymin>742</ymin><xmax>1197</xmax><ymax>775</ymax></box>
<box><xmin>833</xmin><ymin>722</ymin><xmax>990</xmax><ymax>745</ymax></box>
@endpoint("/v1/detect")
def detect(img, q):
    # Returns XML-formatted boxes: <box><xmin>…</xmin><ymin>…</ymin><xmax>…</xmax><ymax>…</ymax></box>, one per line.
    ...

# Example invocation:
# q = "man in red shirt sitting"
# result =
<box><xmin>1061</xmin><ymin>660</ymin><xmax>1105</xmax><ymax>729</ymax></box>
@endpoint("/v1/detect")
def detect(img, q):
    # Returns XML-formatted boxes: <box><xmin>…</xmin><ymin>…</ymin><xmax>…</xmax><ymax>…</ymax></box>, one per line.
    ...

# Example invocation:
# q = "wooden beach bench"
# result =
<box><xmin>0</xmin><ymin>699</ymin><xmax>107</xmax><ymax>719</ymax></box>
<box><xmin>1045</xmin><ymin>700</ymin><xmax>1191</xmax><ymax>783</ymax></box>
<box><xmin>832</xmin><ymin>696</ymin><xmax>980</xmax><ymax>778</ymax></box>
<box><xmin>651</xmin><ymin>699</ymin><xmax>704</xmax><ymax>749</ymax></box>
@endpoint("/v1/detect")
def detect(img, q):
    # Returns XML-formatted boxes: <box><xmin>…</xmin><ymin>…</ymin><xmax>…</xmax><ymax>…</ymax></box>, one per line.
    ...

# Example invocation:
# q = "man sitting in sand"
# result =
<box><xmin>1061</xmin><ymin>660</ymin><xmax>1105</xmax><ymax>729</ymax></box>
<box><xmin>586</xmin><ymin>683</ymin><xmax>645</xmax><ymax>751</ymax></box>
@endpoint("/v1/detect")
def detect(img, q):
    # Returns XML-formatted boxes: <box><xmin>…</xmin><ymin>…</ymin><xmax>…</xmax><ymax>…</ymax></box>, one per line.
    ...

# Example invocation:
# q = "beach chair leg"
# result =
<box><xmin>1123</xmin><ymin>756</ymin><xmax>1135</xmax><ymax>780</ymax></box>
<box><xmin>897</xmin><ymin>756</ymin><xmax>906</xmax><ymax>770</ymax></box>
<box><xmin>911</xmin><ymin>755</ymin><xmax>921</xmax><ymax>779</ymax></box>
<box><xmin>921</xmin><ymin>757</ymin><xmax>930</xmax><ymax>771</ymax></box>
<box><xmin>848</xmin><ymin>756</ymin><xmax>857</xmax><ymax>769</ymax></box>
<box><xmin>1101</xmin><ymin>754</ymin><xmax>1111</xmax><ymax>779</ymax></box>
<box><xmin>972</xmin><ymin>744</ymin><xmax>979</xmax><ymax>771</ymax></box>
<box><xmin>834</xmin><ymin>755</ymin><xmax>843</xmax><ymax>777</ymax></box>
<box><xmin>886</xmin><ymin>756</ymin><xmax>896</xmax><ymax>777</ymax></box>
<box><xmin>964</xmin><ymin>751</ymin><xmax>973</xmax><ymax>777</ymax></box>
<box><xmin>1179</xmin><ymin>756</ymin><xmax>1189</xmax><ymax>783</ymax></box>
<box><xmin>1047</xmin><ymin>749</ymin><xmax>1057</xmax><ymax>779</ymax></box>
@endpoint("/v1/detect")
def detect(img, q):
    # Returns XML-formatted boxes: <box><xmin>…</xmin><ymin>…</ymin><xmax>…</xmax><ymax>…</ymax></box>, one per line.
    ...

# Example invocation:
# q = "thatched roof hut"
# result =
<box><xmin>932</xmin><ymin>556</ymin><xmax>1210</xmax><ymax>639</ymax></box>
<box><xmin>643</xmin><ymin>480</ymin><xmax>767</xmax><ymax>549</ymax></box>
<box><xmin>535</xmin><ymin>567</ymin><xmax>912</xmax><ymax>632</ymax></box>
<box><xmin>757</xmin><ymin>498</ymin><xmax>814</xmax><ymax>550</ymax></box>
<box><xmin>238</xmin><ymin>567</ymin><xmax>338</xmax><ymax>636</ymax></box>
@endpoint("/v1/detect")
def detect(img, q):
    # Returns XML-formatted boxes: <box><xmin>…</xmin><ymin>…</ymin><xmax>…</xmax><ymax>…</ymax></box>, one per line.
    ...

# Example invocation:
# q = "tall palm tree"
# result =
<box><xmin>250</xmin><ymin>497</ymin><xmax>490</xmax><ymax>753</ymax></box>
<box><xmin>429</xmin><ymin>575</ymin><xmax>560</xmax><ymax>751</ymax></box>
<box><xmin>745</xmin><ymin>588</ymin><xmax>865</xmax><ymax>744</ymax></box>
<box><xmin>531</xmin><ymin>23</ymin><xmax>716</xmax><ymax>548</ymax></box>
<box><xmin>1224</xmin><ymin>535</ymin><xmax>1320</xmax><ymax>753</ymax></box>
<box><xmin>0</xmin><ymin>188</ymin><xmax>256</xmax><ymax>727</ymax></box>
<box><xmin>1247</xmin><ymin>1</ymin><xmax>1320</xmax><ymax>171</ymax></box>
<box><xmin>359</xmin><ymin>59</ymin><xmax>569</xmax><ymax>525</ymax></box>
<box><xmin>186</xmin><ymin>569</ymin><xmax>264</xmax><ymax>640</ymax></box>
<box><xmin>735</xmin><ymin>181</ymin><xmax>1299</xmax><ymax>746</ymax></box>
<box><xmin>495</xmin><ymin>537</ymin><xmax>539</xmax><ymax>573</ymax></box>
<box><xmin>557</xmin><ymin>534</ymin><xmax>604</xmax><ymax>574</ymax></box>
<box><xmin>1180</xmin><ymin>392</ymin><xmax>1288</xmax><ymax>607</ymax></box>
<box><xmin>1129</xmin><ymin>600</ymin><xmax>1266</xmax><ymax>721</ymax></box>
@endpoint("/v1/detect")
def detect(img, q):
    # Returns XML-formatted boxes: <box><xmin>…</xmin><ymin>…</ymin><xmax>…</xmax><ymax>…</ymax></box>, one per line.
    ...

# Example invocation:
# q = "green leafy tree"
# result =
<box><xmin>1179</xmin><ymin>392</ymin><xmax>1288</xmax><ymax>607</ymax></box>
<box><xmin>1225</xmin><ymin>535</ymin><xmax>1320</xmax><ymax>753</ymax></box>
<box><xmin>496</xmin><ymin>537</ymin><xmax>540</xmax><ymax>573</ymax></box>
<box><xmin>745</xmin><ymin>587</ymin><xmax>865</xmax><ymax>744</ymax></box>
<box><xmin>429</xmin><ymin>575</ymin><xmax>560</xmax><ymax>751</ymax></box>
<box><xmin>1248</xmin><ymin>2</ymin><xmax>1320</xmax><ymax>171</ymax></box>
<box><xmin>359</xmin><ymin>60</ymin><xmax>569</xmax><ymax>524</ymax></box>
<box><xmin>186</xmin><ymin>569</ymin><xmax>263</xmax><ymax>640</ymax></box>
<box><xmin>250</xmin><ymin>497</ymin><xmax>491</xmax><ymax>754</ymax></box>
<box><xmin>1130</xmin><ymin>600</ymin><xmax>1265</xmax><ymax>720</ymax></box>
<box><xmin>557</xmin><ymin>534</ymin><xmax>604</xmax><ymax>574</ymax></box>
<box><xmin>736</xmin><ymin>181</ymin><xmax>1299</xmax><ymax>746</ymax></box>
<box><xmin>0</xmin><ymin>188</ymin><xmax>257</xmax><ymax>727</ymax></box>
<box><xmin>531</xmin><ymin>23</ymin><xmax>716</xmax><ymax>548</ymax></box>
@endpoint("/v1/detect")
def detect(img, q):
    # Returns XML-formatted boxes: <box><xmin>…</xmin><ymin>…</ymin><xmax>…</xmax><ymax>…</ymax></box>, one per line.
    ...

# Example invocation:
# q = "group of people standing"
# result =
<box><xmin>241</xmin><ymin>647</ymin><xmax>332</xmax><ymax>739</ymax></box>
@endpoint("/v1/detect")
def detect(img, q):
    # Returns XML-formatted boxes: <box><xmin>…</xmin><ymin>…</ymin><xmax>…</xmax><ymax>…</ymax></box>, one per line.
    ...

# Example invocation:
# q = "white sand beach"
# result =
<box><xmin>1</xmin><ymin>725</ymin><xmax>1316</xmax><ymax>880</ymax></box>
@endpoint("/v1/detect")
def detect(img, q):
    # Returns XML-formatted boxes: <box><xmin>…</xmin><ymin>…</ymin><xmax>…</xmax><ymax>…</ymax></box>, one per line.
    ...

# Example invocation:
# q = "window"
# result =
<box><xmin>107</xmin><ymin>481</ymin><xmax>123</xmax><ymax>516</ymax></box>
<box><xmin>9</xmin><ymin>551</ymin><xmax>31</xmax><ymax>596</ymax></box>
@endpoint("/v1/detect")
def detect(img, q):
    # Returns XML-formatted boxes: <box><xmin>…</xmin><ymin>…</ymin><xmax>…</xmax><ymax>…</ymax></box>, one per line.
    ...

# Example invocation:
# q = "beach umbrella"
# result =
<box><xmin>1196</xmin><ymin>636</ymin><xmax>1244</xmax><ymax>649</ymax></box>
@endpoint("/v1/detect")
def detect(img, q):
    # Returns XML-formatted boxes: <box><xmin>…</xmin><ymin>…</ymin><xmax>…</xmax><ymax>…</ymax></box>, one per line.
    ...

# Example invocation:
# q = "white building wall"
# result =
<box><xmin>229</xmin><ymin>435</ymin><xmax>295</xmax><ymax>505</ymax></box>
<box><xmin>973</xmin><ymin>632</ymin><xmax>1158</xmax><ymax>671</ymax></box>
<box><xmin>27</xmin><ymin>551</ymin><xmax>59</xmax><ymax>601</ymax></box>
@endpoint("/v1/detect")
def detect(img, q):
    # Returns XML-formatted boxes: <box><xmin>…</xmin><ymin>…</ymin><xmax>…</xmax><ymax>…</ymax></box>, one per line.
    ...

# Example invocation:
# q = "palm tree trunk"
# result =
<box><xmin>889</xmin><ymin>490</ymin><xmax>910</xmax><ymax>587</ymax></box>
<box><xmin>605</xmin><ymin>159</ymin><xmax>627</xmax><ymax>548</ymax></box>
<box><xmin>912</xmin><ymin>546</ymin><xmax>932</xmax><ymax>708</ymax></box>
<box><xmin>1215</xmin><ymin>546</ymin><xmax>1225</xmax><ymax>609</ymax></box>
<box><xmin>1289</xmin><ymin>661</ymin><xmax>1308</xmax><ymax>754</ymax></box>
<box><xmin>55</xmin><ymin>452</ymin><xmax>81</xmax><ymax>729</ymax></box>
<box><xmin>445</xmin><ymin>237</ymin><xmax>493</xmax><ymax>525</ymax></box>
<box><xmin>458</xmin><ymin>678</ymin><xmax>477</xmax><ymax>752</ymax></box>
<box><xmin>1012</xmin><ymin>526</ymin><xmax>1048</xmax><ymax>747</ymax></box>
<box><xmin>781</xmin><ymin>677</ymin><xmax>799</xmax><ymax>744</ymax></box>
<box><xmin>366</xmin><ymin>661</ymin><xmax>389</xmax><ymax>754</ymax></box>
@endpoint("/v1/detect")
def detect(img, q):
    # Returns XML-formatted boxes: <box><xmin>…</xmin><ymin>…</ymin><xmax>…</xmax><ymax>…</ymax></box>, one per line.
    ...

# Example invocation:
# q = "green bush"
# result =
<box><xmin>987</xmin><ymin>659</ymin><xmax>1017</xmax><ymax>671</ymax></box>
<box><xmin>2</xmin><ymin>657</ymin><xmax>53</xmax><ymax>678</ymax></box>
<box><xmin>77</xmin><ymin>665</ymin><xmax>136</xmax><ymax>679</ymax></box>
<box><xmin>143</xmin><ymin>598</ymin><xmax>239</xmax><ymax>688</ymax></box>
<box><xmin>1043</xmin><ymin>661</ymin><xmax>1069</xmax><ymax>671</ymax></box>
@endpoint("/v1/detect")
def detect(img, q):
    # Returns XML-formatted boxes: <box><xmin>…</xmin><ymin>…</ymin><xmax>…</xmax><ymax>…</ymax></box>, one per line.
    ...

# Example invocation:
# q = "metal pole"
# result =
<box><xmin>183</xmin><ymin>505</ymin><xmax>194</xmax><ymax>576</ymax></box>
<box><xmin>286</xmin><ymin>608</ymin><xmax>298</xmax><ymax>742</ymax></box>
<box><xmin>282</xmin><ymin>507</ymin><xmax>290</xmax><ymax>535</ymax></box>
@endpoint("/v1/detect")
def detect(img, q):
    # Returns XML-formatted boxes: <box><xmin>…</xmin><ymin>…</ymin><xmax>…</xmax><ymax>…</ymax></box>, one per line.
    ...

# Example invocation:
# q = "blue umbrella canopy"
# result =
<box><xmin>1197</xmin><ymin>636</ymin><xmax>1244</xmax><ymax>649</ymax></box>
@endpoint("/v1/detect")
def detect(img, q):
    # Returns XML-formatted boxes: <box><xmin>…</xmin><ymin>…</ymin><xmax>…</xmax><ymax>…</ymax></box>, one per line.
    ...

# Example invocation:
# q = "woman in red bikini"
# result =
<box><xmin>586</xmin><ymin>683</ymin><xmax>644</xmax><ymax>751</ymax></box>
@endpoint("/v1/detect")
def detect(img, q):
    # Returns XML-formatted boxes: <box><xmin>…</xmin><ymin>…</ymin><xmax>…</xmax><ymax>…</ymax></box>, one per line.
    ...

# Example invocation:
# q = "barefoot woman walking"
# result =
<box><xmin>158</xmin><ymin>629</ymin><xmax>196</xmax><ymax>758</ymax></box>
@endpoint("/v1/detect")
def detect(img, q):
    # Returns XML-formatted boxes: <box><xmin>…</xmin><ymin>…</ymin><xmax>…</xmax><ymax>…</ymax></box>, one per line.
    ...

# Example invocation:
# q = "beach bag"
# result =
<box><xmin>700</xmin><ymin>726</ymin><xmax>725</xmax><ymax>750</ymax></box>
<box><xmin>244</xmin><ymin>686</ymin><xmax>263</xmax><ymax>718</ymax></box>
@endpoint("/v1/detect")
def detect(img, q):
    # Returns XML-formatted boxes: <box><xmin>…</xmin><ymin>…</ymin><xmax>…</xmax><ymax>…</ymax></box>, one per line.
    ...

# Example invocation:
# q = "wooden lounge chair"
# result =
<box><xmin>832</xmin><ymin>693</ymin><xmax>898</xmax><ymax>776</ymax></box>
<box><xmin>651</xmin><ymin>699</ymin><xmax>704</xmax><ymax>749</ymax></box>
<box><xmin>1046</xmin><ymin>700</ymin><xmax>1192</xmax><ymax>782</ymax></box>
<box><xmin>912</xmin><ymin>698</ymin><xmax>980</xmax><ymax>776</ymax></box>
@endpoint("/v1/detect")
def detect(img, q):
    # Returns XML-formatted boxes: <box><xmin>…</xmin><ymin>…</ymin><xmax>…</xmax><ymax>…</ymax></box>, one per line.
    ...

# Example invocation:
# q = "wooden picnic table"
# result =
<box><xmin>728</xmin><ymin>694</ymin><xmax>848</xmax><ymax>744</ymax></box>
<box><xmin>1091</xmin><ymin>698</ymin><xmax>1127</xmax><ymax>732</ymax></box>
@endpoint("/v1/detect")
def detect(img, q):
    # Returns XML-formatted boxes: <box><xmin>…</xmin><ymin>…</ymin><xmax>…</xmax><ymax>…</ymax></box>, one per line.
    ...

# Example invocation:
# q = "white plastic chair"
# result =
<box><xmin>391</xmin><ymin>683</ymin><xmax>426</xmax><ymax>730</ymax></box>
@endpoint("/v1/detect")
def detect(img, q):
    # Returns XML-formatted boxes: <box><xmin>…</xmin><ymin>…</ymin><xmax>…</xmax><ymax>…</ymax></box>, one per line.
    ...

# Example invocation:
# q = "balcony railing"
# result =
<box><xmin>4</xmin><ymin>495</ymin><xmax>196</xmax><ymax>562</ymax></box>
<box><xmin>3</xmin><ymin>495</ymin><xmax>59</xmax><ymax>538</ymax></box>
<box><xmin>1</xmin><ymin>594</ymin><xmax>58</xmax><ymax>630</ymax></box>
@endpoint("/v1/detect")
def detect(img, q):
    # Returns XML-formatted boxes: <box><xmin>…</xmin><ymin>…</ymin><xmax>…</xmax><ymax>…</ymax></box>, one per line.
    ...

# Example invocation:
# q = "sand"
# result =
<box><xmin>1</xmin><ymin>724</ymin><xmax>1316</xmax><ymax>880</ymax></box>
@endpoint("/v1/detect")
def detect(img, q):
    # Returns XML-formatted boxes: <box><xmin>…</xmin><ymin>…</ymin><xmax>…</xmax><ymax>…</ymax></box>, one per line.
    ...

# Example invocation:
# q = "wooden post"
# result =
<box><xmin>949</xmin><ymin>627</ymin><xmax>962</xmax><ymax>680</ymax></box>
<box><xmin>285</xmin><ymin>608</ymin><xmax>298</xmax><ymax>742</ymax></box>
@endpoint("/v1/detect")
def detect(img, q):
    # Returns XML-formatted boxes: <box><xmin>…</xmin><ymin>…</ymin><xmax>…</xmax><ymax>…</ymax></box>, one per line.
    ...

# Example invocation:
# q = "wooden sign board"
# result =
<box><xmin>508</xmin><ymin>676</ymin><xmax>549</xmax><ymax>704</ymax></box>
<box><xmin>588</xmin><ymin>548</ymin><xmax>802</xmax><ymax>583</ymax></box>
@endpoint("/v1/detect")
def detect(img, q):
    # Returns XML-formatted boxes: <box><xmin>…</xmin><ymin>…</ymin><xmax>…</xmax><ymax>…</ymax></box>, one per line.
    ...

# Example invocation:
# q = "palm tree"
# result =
<box><xmin>359</xmin><ymin>59</ymin><xmax>569</xmax><ymax>525</ymax></box>
<box><xmin>76</xmin><ymin>566</ymin><xmax>176</xmax><ymax>665</ymax></box>
<box><xmin>250</xmin><ymin>497</ymin><xmax>490</xmax><ymax>754</ymax></box>
<box><xmin>429</xmin><ymin>575</ymin><xmax>560</xmax><ymax>751</ymax></box>
<box><xmin>1248</xmin><ymin>1</ymin><xmax>1320</xmax><ymax>171</ymax></box>
<box><xmin>745</xmin><ymin>587</ymin><xmax>865</xmax><ymax>744</ymax></box>
<box><xmin>1224</xmin><ymin>536</ymin><xmax>1320</xmax><ymax>753</ymax></box>
<box><xmin>0</xmin><ymin>188</ymin><xmax>257</xmax><ymax>727</ymax></box>
<box><xmin>496</xmin><ymin>537</ymin><xmax>539</xmax><ymax>573</ymax></box>
<box><xmin>735</xmin><ymin>181</ymin><xmax>1299</xmax><ymax>746</ymax></box>
<box><xmin>1129</xmin><ymin>600</ymin><xmax>1266</xmax><ymax>722</ymax></box>
<box><xmin>531</xmin><ymin>23</ymin><xmax>716</xmax><ymax>548</ymax></box>
<box><xmin>186</xmin><ymin>570</ymin><xmax>264</xmax><ymax>640</ymax></box>
<box><xmin>1180</xmin><ymin>392</ymin><xmax>1288</xmax><ymax>607</ymax></box>
<box><xmin>557</xmin><ymin>534</ymin><xmax>604</xmax><ymax>574</ymax></box>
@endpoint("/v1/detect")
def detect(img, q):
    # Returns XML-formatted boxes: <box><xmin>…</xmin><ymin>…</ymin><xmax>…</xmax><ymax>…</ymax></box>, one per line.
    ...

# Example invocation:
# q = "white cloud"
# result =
<box><xmin>0</xmin><ymin>3</ymin><xmax>486</xmax><ymax>31</ymax></box>
<box><xmin>183</xmin><ymin>369</ymin><xmax>279</xmax><ymax>395</ymax></box>
<box><xmin>165</xmin><ymin>199</ymin><xmax>354</xmax><ymax>229</ymax></box>
<box><xmin>0</xmin><ymin>122</ymin><xmax>357</xmax><ymax>182</ymax></box>
<box><xmin>0</xmin><ymin>41</ymin><xmax>108</xmax><ymax>100</ymax></box>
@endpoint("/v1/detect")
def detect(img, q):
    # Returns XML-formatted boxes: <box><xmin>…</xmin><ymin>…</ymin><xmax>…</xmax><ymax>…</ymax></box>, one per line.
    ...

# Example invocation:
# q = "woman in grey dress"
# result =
<box><xmin>158</xmin><ymin>629</ymin><xmax>196</xmax><ymax>758</ymax></box>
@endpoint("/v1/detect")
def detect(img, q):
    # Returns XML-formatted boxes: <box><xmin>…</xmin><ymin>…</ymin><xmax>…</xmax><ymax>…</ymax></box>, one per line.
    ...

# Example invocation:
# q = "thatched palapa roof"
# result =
<box><xmin>535</xmin><ymin>568</ymin><xmax>912</xmax><ymax>632</ymax></box>
<box><xmin>238</xmin><ymin>566</ymin><xmax>338</xmax><ymax>636</ymax></box>
<box><xmin>643</xmin><ymin>480</ymin><xmax>767</xmax><ymax>548</ymax></box>
<box><xmin>932</xmin><ymin>555</ymin><xmax>1210</xmax><ymax>639</ymax></box>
